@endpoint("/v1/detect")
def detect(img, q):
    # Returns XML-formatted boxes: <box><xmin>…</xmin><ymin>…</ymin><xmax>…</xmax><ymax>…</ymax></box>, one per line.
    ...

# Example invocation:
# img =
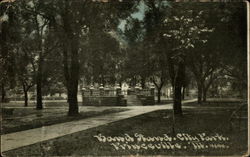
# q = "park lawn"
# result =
<box><xmin>155</xmin><ymin>99</ymin><xmax>173</xmax><ymax>105</ymax></box>
<box><xmin>3</xmin><ymin>102</ymin><xmax>248</xmax><ymax>157</ymax></box>
<box><xmin>183</xmin><ymin>98</ymin><xmax>246</xmax><ymax>108</ymax></box>
<box><xmin>2</xmin><ymin>101</ymin><xmax>75</xmax><ymax>108</ymax></box>
<box><xmin>1</xmin><ymin>107</ymin><xmax>128</xmax><ymax>134</ymax></box>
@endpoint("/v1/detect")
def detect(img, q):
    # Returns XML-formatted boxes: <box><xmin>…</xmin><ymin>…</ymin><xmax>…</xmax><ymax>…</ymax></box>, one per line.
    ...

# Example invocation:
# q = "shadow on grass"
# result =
<box><xmin>1</xmin><ymin>108</ymin><xmax>128</xmax><ymax>135</ymax></box>
<box><xmin>3</xmin><ymin>104</ymin><xmax>248</xmax><ymax>156</ymax></box>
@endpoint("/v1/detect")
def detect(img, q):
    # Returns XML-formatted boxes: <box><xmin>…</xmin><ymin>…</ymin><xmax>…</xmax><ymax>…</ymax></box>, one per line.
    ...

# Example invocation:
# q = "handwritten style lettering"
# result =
<box><xmin>93</xmin><ymin>133</ymin><xmax>230</xmax><ymax>151</ymax></box>
<box><xmin>94</xmin><ymin>133</ymin><xmax>134</xmax><ymax>143</ymax></box>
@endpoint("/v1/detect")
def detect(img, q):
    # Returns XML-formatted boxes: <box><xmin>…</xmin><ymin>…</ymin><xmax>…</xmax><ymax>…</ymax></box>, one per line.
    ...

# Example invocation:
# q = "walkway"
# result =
<box><xmin>1</xmin><ymin>99</ymin><xmax>196</xmax><ymax>152</ymax></box>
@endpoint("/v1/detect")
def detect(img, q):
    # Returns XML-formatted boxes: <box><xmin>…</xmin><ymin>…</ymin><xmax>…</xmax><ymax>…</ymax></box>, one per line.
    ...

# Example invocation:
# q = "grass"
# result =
<box><xmin>155</xmin><ymin>99</ymin><xmax>173</xmax><ymax>105</ymax></box>
<box><xmin>1</xmin><ymin>107</ymin><xmax>128</xmax><ymax>134</ymax></box>
<box><xmin>3</xmin><ymin>101</ymin><xmax>248</xmax><ymax>156</ymax></box>
<box><xmin>2</xmin><ymin>101</ymin><xmax>76</xmax><ymax>108</ymax></box>
<box><xmin>183</xmin><ymin>99</ymin><xmax>246</xmax><ymax>107</ymax></box>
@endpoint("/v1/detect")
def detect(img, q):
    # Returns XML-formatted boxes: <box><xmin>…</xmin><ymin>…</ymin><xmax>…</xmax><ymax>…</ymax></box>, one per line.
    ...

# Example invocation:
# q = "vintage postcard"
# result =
<box><xmin>0</xmin><ymin>0</ymin><xmax>249</xmax><ymax>156</ymax></box>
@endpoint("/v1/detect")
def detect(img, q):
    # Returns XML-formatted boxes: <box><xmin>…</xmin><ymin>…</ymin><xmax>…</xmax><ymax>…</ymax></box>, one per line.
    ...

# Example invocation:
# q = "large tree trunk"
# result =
<box><xmin>36</xmin><ymin>78</ymin><xmax>43</xmax><ymax>109</ymax></box>
<box><xmin>202</xmin><ymin>76</ymin><xmax>216</xmax><ymax>102</ymax></box>
<box><xmin>173</xmin><ymin>62</ymin><xmax>184</xmax><ymax>115</ymax></box>
<box><xmin>67</xmin><ymin>82</ymin><xmax>79</xmax><ymax>116</ymax></box>
<box><xmin>1</xmin><ymin>83</ymin><xmax>6</xmax><ymax>102</ymax></box>
<box><xmin>157</xmin><ymin>88</ymin><xmax>161</xmax><ymax>103</ymax></box>
<box><xmin>61</xmin><ymin>0</ymin><xmax>81</xmax><ymax>116</ymax></box>
<box><xmin>22</xmin><ymin>84</ymin><xmax>28</xmax><ymax>107</ymax></box>
<box><xmin>1</xmin><ymin>21</ymin><xmax>8</xmax><ymax>103</ymax></box>
<box><xmin>173</xmin><ymin>84</ymin><xmax>182</xmax><ymax>115</ymax></box>
<box><xmin>68</xmin><ymin>41</ymin><xmax>79</xmax><ymax>116</ymax></box>
<box><xmin>36</xmin><ymin>59</ymin><xmax>43</xmax><ymax>110</ymax></box>
<box><xmin>202</xmin><ymin>83</ymin><xmax>208</xmax><ymax>102</ymax></box>
<box><xmin>152</xmin><ymin>79</ymin><xmax>164</xmax><ymax>104</ymax></box>
<box><xmin>182</xmin><ymin>86</ymin><xmax>185</xmax><ymax>100</ymax></box>
<box><xmin>65</xmin><ymin>39</ymin><xmax>80</xmax><ymax>116</ymax></box>
<box><xmin>197</xmin><ymin>82</ymin><xmax>203</xmax><ymax>105</ymax></box>
<box><xmin>24</xmin><ymin>90</ymin><xmax>28</xmax><ymax>107</ymax></box>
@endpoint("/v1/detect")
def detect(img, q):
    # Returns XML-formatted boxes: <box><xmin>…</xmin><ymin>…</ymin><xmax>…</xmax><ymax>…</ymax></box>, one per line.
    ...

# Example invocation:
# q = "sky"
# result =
<box><xmin>118</xmin><ymin>0</ymin><xmax>147</xmax><ymax>31</ymax></box>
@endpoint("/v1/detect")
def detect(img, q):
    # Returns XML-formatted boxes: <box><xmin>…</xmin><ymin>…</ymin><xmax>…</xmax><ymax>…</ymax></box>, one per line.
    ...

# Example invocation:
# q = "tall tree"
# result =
<box><xmin>15</xmin><ymin>48</ymin><xmax>35</xmax><ymax>106</ymax></box>
<box><xmin>49</xmin><ymin>0</ymin><xmax>135</xmax><ymax>116</ymax></box>
<box><xmin>83</xmin><ymin>30</ymin><xmax>121</xmax><ymax>86</ymax></box>
<box><xmin>0</xmin><ymin>0</ymin><xmax>18</xmax><ymax>102</ymax></box>
<box><xmin>218</xmin><ymin>3</ymin><xmax>247</xmax><ymax>98</ymax></box>
<box><xmin>16</xmin><ymin>0</ymin><xmax>59</xmax><ymax>109</ymax></box>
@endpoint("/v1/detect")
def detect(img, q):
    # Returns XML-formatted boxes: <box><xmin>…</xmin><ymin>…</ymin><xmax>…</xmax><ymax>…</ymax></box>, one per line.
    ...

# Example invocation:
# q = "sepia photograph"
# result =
<box><xmin>0</xmin><ymin>0</ymin><xmax>248</xmax><ymax>156</ymax></box>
